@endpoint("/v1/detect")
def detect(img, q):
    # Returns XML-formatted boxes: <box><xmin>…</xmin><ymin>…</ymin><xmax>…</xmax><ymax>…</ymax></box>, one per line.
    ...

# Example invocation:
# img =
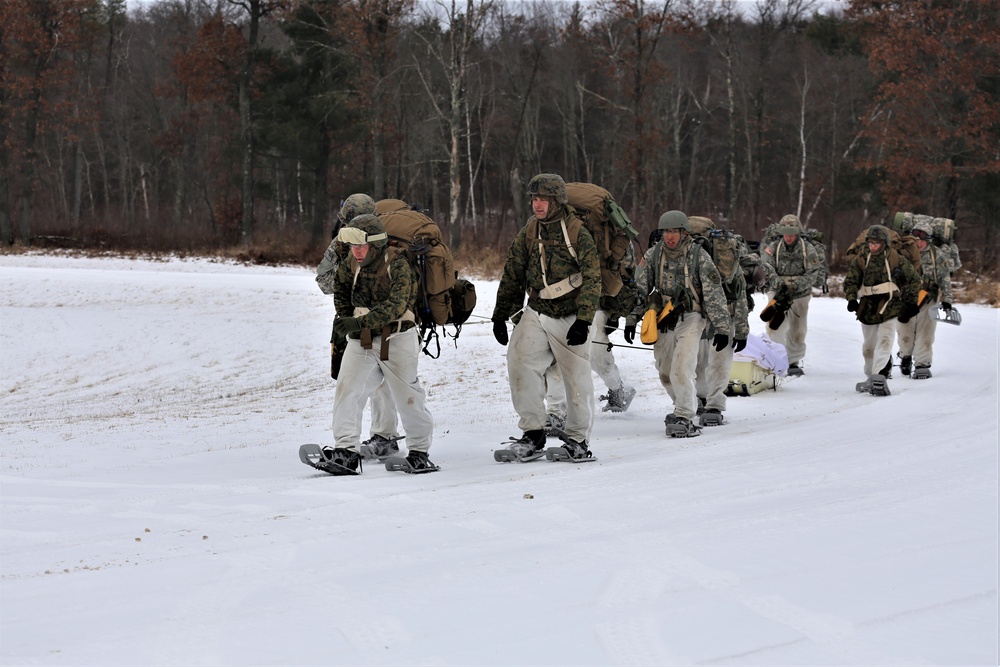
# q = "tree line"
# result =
<box><xmin>2</xmin><ymin>0</ymin><xmax>997</xmax><ymax>271</ymax></box>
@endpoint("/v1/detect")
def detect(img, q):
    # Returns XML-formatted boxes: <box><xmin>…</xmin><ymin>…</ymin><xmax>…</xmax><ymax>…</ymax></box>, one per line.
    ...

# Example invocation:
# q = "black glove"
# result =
<box><xmin>847</xmin><ymin>299</ymin><xmax>859</xmax><ymax>313</ymax></box>
<box><xmin>897</xmin><ymin>302</ymin><xmax>919</xmax><ymax>324</ymax></box>
<box><xmin>566</xmin><ymin>319</ymin><xmax>590</xmax><ymax>346</ymax></box>
<box><xmin>604</xmin><ymin>318</ymin><xmax>619</xmax><ymax>336</ymax></box>
<box><xmin>712</xmin><ymin>333</ymin><xmax>729</xmax><ymax>352</ymax></box>
<box><xmin>733</xmin><ymin>338</ymin><xmax>747</xmax><ymax>353</ymax></box>
<box><xmin>941</xmin><ymin>302</ymin><xmax>952</xmax><ymax>311</ymax></box>
<box><xmin>492</xmin><ymin>318</ymin><xmax>508</xmax><ymax>346</ymax></box>
<box><xmin>624</xmin><ymin>324</ymin><xmax>636</xmax><ymax>344</ymax></box>
<box><xmin>333</xmin><ymin>316</ymin><xmax>361</xmax><ymax>337</ymax></box>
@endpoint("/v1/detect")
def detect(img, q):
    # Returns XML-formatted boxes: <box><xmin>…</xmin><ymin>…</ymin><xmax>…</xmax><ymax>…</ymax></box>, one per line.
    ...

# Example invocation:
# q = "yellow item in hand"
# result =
<box><xmin>640</xmin><ymin>299</ymin><xmax>674</xmax><ymax>344</ymax></box>
<box><xmin>917</xmin><ymin>289</ymin><xmax>929</xmax><ymax>306</ymax></box>
<box><xmin>640</xmin><ymin>309</ymin><xmax>659</xmax><ymax>344</ymax></box>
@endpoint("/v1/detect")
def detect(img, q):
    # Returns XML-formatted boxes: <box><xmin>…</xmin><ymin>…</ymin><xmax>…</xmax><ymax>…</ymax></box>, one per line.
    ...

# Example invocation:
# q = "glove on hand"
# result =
<box><xmin>941</xmin><ymin>302</ymin><xmax>952</xmax><ymax>311</ymax></box>
<box><xmin>712</xmin><ymin>333</ymin><xmax>729</xmax><ymax>352</ymax></box>
<box><xmin>492</xmin><ymin>319</ymin><xmax>509</xmax><ymax>346</ymax></box>
<box><xmin>333</xmin><ymin>316</ymin><xmax>361</xmax><ymax>337</ymax></box>
<box><xmin>897</xmin><ymin>302</ymin><xmax>920</xmax><ymax>324</ymax></box>
<box><xmin>566</xmin><ymin>319</ymin><xmax>590</xmax><ymax>346</ymax></box>
<box><xmin>604</xmin><ymin>318</ymin><xmax>619</xmax><ymax>336</ymax></box>
<box><xmin>623</xmin><ymin>324</ymin><xmax>636</xmax><ymax>344</ymax></box>
<box><xmin>847</xmin><ymin>299</ymin><xmax>859</xmax><ymax>313</ymax></box>
<box><xmin>733</xmin><ymin>338</ymin><xmax>748</xmax><ymax>353</ymax></box>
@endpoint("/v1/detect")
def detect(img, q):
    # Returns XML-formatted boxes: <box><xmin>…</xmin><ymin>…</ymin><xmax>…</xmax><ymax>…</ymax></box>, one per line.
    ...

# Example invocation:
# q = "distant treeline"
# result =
<box><xmin>2</xmin><ymin>0</ymin><xmax>997</xmax><ymax>270</ymax></box>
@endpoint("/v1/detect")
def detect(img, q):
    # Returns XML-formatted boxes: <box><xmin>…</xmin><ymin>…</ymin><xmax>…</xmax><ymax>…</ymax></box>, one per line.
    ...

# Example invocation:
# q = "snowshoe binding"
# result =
<box><xmin>359</xmin><ymin>434</ymin><xmax>402</xmax><ymax>461</ymax></box>
<box><xmin>856</xmin><ymin>374</ymin><xmax>890</xmax><ymax>395</ymax></box>
<box><xmin>878</xmin><ymin>360</ymin><xmax>893</xmax><ymax>380</ymax></box>
<box><xmin>666</xmin><ymin>414</ymin><xmax>702</xmax><ymax>438</ymax></box>
<box><xmin>299</xmin><ymin>444</ymin><xmax>362</xmax><ymax>476</ymax></box>
<box><xmin>495</xmin><ymin>430</ymin><xmax>547</xmax><ymax>463</ymax></box>
<box><xmin>870</xmin><ymin>374</ymin><xmax>891</xmax><ymax>396</ymax></box>
<box><xmin>699</xmin><ymin>408</ymin><xmax>725</xmax><ymax>427</ymax></box>
<box><xmin>545</xmin><ymin>438</ymin><xmax>596</xmax><ymax>462</ymax></box>
<box><xmin>600</xmin><ymin>385</ymin><xmax>636</xmax><ymax>413</ymax></box>
<box><xmin>384</xmin><ymin>450</ymin><xmax>440</xmax><ymax>474</ymax></box>
<box><xmin>786</xmin><ymin>363</ymin><xmax>804</xmax><ymax>377</ymax></box>
<box><xmin>912</xmin><ymin>365</ymin><xmax>932</xmax><ymax>380</ymax></box>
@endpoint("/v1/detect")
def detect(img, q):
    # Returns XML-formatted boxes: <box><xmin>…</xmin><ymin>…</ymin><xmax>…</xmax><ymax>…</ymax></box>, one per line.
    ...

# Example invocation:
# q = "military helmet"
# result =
<box><xmin>865</xmin><ymin>224</ymin><xmax>891</xmax><ymax>244</ymax></box>
<box><xmin>337</xmin><ymin>213</ymin><xmax>388</xmax><ymax>247</ymax></box>
<box><xmin>658</xmin><ymin>210</ymin><xmax>690</xmax><ymax>232</ymax></box>
<box><xmin>776</xmin><ymin>214</ymin><xmax>802</xmax><ymax>236</ymax></box>
<box><xmin>337</xmin><ymin>194</ymin><xmax>376</xmax><ymax>223</ymax></box>
<box><xmin>527</xmin><ymin>173</ymin><xmax>568</xmax><ymax>205</ymax></box>
<box><xmin>912</xmin><ymin>219</ymin><xmax>934</xmax><ymax>240</ymax></box>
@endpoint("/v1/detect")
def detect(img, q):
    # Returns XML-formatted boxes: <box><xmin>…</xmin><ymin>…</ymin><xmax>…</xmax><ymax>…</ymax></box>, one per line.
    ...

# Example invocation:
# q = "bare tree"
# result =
<box><xmin>412</xmin><ymin>0</ymin><xmax>494</xmax><ymax>251</ymax></box>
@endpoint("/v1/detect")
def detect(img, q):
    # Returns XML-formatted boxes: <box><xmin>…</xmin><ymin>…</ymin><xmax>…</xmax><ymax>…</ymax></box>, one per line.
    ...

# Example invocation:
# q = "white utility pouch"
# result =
<box><xmin>539</xmin><ymin>272</ymin><xmax>583</xmax><ymax>299</ymax></box>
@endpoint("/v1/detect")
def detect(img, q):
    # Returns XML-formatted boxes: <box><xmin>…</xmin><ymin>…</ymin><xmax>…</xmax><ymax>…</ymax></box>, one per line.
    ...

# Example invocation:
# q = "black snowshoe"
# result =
<box><xmin>495</xmin><ymin>430</ymin><xmax>546</xmax><ymax>463</ymax></box>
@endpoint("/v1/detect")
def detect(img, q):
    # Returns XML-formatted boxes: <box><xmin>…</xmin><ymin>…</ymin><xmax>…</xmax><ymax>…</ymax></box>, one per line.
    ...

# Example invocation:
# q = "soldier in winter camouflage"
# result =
<box><xmin>693</xmin><ymin>220</ymin><xmax>750</xmax><ymax>427</ymax></box>
<box><xmin>324</xmin><ymin>214</ymin><xmax>436</xmax><ymax>472</ymax></box>
<box><xmin>895</xmin><ymin>219</ymin><xmax>954</xmax><ymax>379</ymax></box>
<box><xmin>625</xmin><ymin>210</ymin><xmax>731</xmax><ymax>438</ymax></box>
<box><xmin>759</xmin><ymin>214</ymin><xmax>824</xmax><ymax>375</ymax></box>
<box><xmin>492</xmin><ymin>173</ymin><xmax>602</xmax><ymax>461</ymax></box>
<box><xmin>844</xmin><ymin>224</ymin><xmax>921</xmax><ymax>396</ymax></box>
<box><xmin>315</xmin><ymin>194</ymin><xmax>402</xmax><ymax>460</ymax></box>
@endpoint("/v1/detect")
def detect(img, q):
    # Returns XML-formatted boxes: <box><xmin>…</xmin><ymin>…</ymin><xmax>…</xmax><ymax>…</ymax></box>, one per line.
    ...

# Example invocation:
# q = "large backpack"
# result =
<box><xmin>564</xmin><ymin>183</ymin><xmax>639</xmax><ymax>297</ymax></box>
<box><xmin>375</xmin><ymin>200</ymin><xmax>477</xmax><ymax>357</ymax></box>
<box><xmin>687</xmin><ymin>216</ymin><xmax>743</xmax><ymax>302</ymax></box>
<box><xmin>895</xmin><ymin>211</ymin><xmax>961</xmax><ymax>273</ymax></box>
<box><xmin>845</xmin><ymin>227</ymin><xmax>922</xmax><ymax>275</ymax></box>
<box><xmin>761</xmin><ymin>221</ymin><xmax>830</xmax><ymax>291</ymax></box>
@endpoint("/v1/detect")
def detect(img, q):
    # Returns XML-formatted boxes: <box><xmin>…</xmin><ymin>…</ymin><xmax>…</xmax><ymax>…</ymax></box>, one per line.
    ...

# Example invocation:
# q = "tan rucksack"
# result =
<box><xmin>846</xmin><ymin>227</ymin><xmax>922</xmax><ymax>275</ymax></box>
<box><xmin>375</xmin><ymin>201</ymin><xmax>477</xmax><ymax>356</ymax></box>
<box><xmin>564</xmin><ymin>182</ymin><xmax>639</xmax><ymax>299</ymax></box>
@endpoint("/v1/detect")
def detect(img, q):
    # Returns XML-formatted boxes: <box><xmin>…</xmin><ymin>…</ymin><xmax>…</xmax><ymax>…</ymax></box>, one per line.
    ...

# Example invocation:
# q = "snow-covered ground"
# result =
<box><xmin>1</xmin><ymin>254</ymin><xmax>997</xmax><ymax>666</ymax></box>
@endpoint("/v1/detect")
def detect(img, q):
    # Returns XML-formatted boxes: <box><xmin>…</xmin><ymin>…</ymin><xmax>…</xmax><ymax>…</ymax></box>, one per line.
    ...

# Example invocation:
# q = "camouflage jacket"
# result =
<box><xmin>332</xmin><ymin>246</ymin><xmax>418</xmax><ymax>336</ymax></box>
<box><xmin>493</xmin><ymin>207</ymin><xmax>601</xmax><ymax>323</ymax></box>
<box><xmin>316</xmin><ymin>239</ymin><xmax>349</xmax><ymax>295</ymax></box>
<box><xmin>728</xmin><ymin>269</ymin><xmax>750</xmax><ymax>340</ymax></box>
<box><xmin>918</xmin><ymin>243</ymin><xmax>954</xmax><ymax>305</ymax></box>
<box><xmin>629</xmin><ymin>236</ymin><xmax>730</xmax><ymax>334</ymax></box>
<box><xmin>761</xmin><ymin>236</ymin><xmax>823</xmax><ymax>299</ymax></box>
<box><xmin>844</xmin><ymin>247</ymin><xmax>920</xmax><ymax>325</ymax></box>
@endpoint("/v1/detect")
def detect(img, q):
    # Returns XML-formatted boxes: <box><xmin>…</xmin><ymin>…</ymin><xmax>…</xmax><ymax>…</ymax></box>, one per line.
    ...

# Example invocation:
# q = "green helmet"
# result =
<box><xmin>337</xmin><ymin>194</ymin><xmax>376</xmax><ymax>224</ymax></box>
<box><xmin>865</xmin><ymin>224</ymin><xmax>891</xmax><ymax>244</ymax></box>
<box><xmin>338</xmin><ymin>213</ymin><xmax>388</xmax><ymax>248</ymax></box>
<box><xmin>658</xmin><ymin>210</ymin><xmax>690</xmax><ymax>232</ymax></box>
<box><xmin>527</xmin><ymin>173</ymin><xmax>568</xmax><ymax>205</ymax></box>
<box><xmin>776</xmin><ymin>214</ymin><xmax>802</xmax><ymax>236</ymax></box>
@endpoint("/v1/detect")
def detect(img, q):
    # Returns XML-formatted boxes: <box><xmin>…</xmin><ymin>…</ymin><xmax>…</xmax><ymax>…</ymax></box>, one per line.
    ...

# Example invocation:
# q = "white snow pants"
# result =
<box><xmin>545</xmin><ymin>309</ymin><xmax>626</xmax><ymax>418</ymax></box>
<box><xmin>332</xmin><ymin>328</ymin><xmax>433</xmax><ymax>452</ymax></box>
<box><xmin>508</xmin><ymin>307</ymin><xmax>594</xmax><ymax>443</ymax></box>
<box><xmin>654</xmin><ymin>312</ymin><xmax>706</xmax><ymax>420</ymax></box>
<box><xmin>860</xmin><ymin>319</ymin><xmax>897</xmax><ymax>377</ymax></box>
<box><xmin>895</xmin><ymin>300</ymin><xmax>938</xmax><ymax>368</ymax></box>
<box><xmin>696</xmin><ymin>316</ymin><xmax>735</xmax><ymax>412</ymax></box>
<box><xmin>768</xmin><ymin>292</ymin><xmax>810</xmax><ymax>365</ymax></box>
<box><xmin>368</xmin><ymin>383</ymin><xmax>400</xmax><ymax>439</ymax></box>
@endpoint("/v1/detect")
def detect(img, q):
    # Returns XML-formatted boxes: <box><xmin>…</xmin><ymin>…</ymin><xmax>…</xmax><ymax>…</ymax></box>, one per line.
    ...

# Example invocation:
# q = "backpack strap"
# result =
<box><xmin>857</xmin><ymin>253</ymin><xmax>900</xmax><ymax>314</ymax></box>
<box><xmin>526</xmin><ymin>214</ymin><xmax>584</xmax><ymax>299</ymax></box>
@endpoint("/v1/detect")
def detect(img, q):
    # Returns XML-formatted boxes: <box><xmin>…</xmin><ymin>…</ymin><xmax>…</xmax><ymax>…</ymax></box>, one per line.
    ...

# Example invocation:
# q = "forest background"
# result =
<box><xmin>2</xmin><ymin>0</ymin><xmax>998</xmax><ymax>283</ymax></box>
